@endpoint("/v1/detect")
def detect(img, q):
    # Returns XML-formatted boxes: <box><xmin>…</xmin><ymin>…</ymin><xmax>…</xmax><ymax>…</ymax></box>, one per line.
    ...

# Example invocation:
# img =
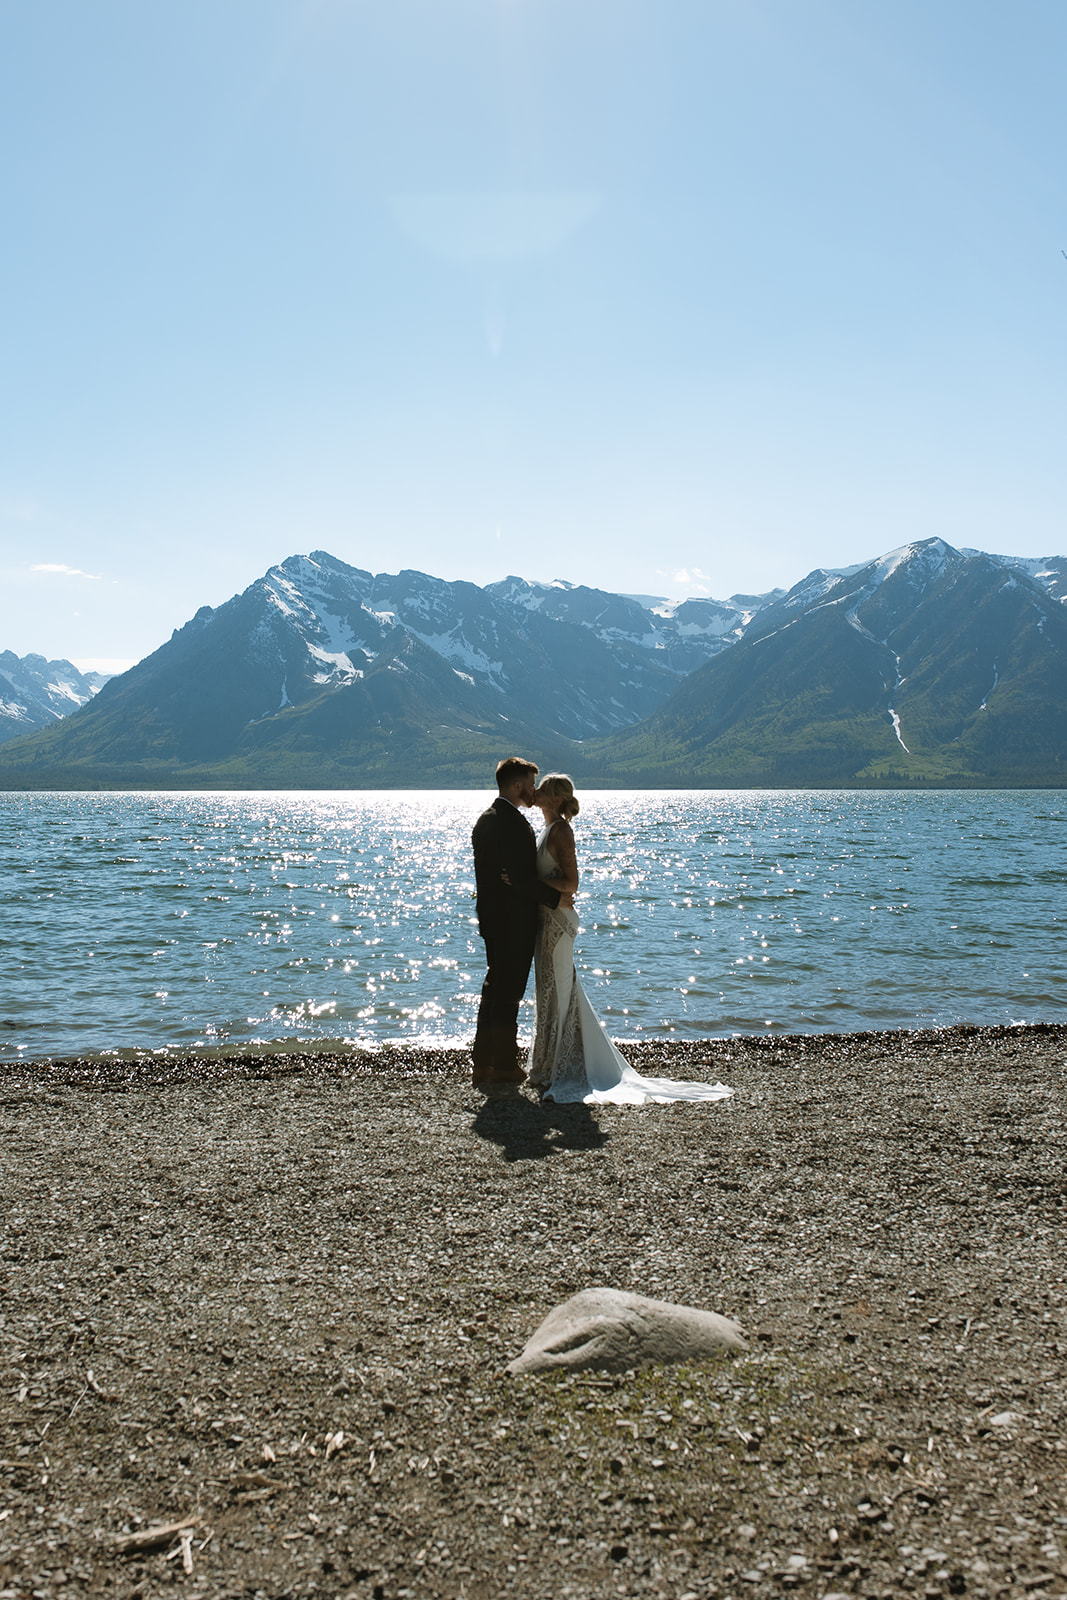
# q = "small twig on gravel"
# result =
<box><xmin>164</xmin><ymin>1529</ymin><xmax>196</xmax><ymax>1574</ymax></box>
<box><xmin>85</xmin><ymin>1368</ymin><xmax>118</xmax><ymax>1402</ymax></box>
<box><xmin>110</xmin><ymin>1516</ymin><xmax>201</xmax><ymax>1554</ymax></box>
<box><xmin>179</xmin><ymin>1529</ymin><xmax>195</xmax><ymax>1574</ymax></box>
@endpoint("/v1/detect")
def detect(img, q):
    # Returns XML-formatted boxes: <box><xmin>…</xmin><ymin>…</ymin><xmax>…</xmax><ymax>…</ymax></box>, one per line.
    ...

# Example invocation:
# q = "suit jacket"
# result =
<box><xmin>472</xmin><ymin>796</ymin><xmax>561</xmax><ymax>939</ymax></box>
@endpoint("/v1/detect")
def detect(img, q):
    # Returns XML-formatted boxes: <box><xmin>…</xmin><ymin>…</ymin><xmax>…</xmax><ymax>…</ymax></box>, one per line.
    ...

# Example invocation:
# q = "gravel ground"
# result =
<box><xmin>1</xmin><ymin>1025</ymin><xmax>1065</xmax><ymax>1600</ymax></box>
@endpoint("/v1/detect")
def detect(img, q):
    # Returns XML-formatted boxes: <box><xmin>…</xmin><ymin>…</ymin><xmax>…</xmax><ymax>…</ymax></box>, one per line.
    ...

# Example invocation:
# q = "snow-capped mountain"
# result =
<box><xmin>606</xmin><ymin>539</ymin><xmax>1067</xmax><ymax>786</ymax></box>
<box><xmin>0</xmin><ymin>652</ymin><xmax>110</xmax><ymax>746</ymax></box>
<box><xmin>249</xmin><ymin>559</ymin><xmax>771</xmax><ymax>729</ymax></box>
<box><xmin>749</xmin><ymin>542</ymin><xmax>1067</xmax><ymax>630</ymax></box>
<box><xmin>1</xmin><ymin>540</ymin><xmax>1064</xmax><ymax>787</ymax></box>
<box><xmin>0</xmin><ymin>553</ymin><xmax>779</xmax><ymax>781</ymax></box>
<box><xmin>485</xmin><ymin>576</ymin><xmax>783</xmax><ymax>676</ymax></box>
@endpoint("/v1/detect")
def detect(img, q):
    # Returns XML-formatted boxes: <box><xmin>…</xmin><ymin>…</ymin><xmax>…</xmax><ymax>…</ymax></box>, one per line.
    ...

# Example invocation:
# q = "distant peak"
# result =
<box><xmin>273</xmin><ymin>550</ymin><xmax>373</xmax><ymax>584</ymax></box>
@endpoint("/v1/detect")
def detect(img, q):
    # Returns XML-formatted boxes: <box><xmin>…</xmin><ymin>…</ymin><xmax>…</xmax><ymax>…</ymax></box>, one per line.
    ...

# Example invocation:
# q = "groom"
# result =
<box><xmin>470</xmin><ymin>756</ymin><xmax>571</xmax><ymax>1089</ymax></box>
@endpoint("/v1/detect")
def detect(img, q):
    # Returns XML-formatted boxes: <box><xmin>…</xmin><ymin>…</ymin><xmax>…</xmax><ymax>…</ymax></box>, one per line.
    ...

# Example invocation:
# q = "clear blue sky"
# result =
<box><xmin>2</xmin><ymin>0</ymin><xmax>1065</xmax><ymax>670</ymax></box>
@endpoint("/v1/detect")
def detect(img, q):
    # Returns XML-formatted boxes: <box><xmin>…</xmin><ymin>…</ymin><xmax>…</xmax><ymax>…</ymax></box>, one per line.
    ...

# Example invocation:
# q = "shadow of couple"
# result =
<box><xmin>470</xmin><ymin>1089</ymin><xmax>609</xmax><ymax>1163</ymax></box>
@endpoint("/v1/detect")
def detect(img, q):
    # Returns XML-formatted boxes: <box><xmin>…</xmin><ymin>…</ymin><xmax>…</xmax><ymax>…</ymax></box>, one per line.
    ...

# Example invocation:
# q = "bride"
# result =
<box><xmin>525</xmin><ymin>775</ymin><xmax>733</xmax><ymax>1107</ymax></box>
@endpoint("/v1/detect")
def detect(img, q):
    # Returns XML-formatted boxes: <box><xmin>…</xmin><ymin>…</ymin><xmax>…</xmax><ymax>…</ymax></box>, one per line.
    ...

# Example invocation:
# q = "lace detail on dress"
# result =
<box><xmin>544</xmin><ymin>950</ymin><xmax>588</xmax><ymax>1100</ymax></box>
<box><xmin>529</xmin><ymin>906</ymin><xmax>588</xmax><ymax>1099</ymax></box>
<box><xmin>528</xmin><ymin>906</ymin><xmax>576</xmax><ymax>1089</ymax></box>
<box><xmin>528</xmin><ymin>830</ymin><xmax>587</xmax><ymax>1094</ymax></box>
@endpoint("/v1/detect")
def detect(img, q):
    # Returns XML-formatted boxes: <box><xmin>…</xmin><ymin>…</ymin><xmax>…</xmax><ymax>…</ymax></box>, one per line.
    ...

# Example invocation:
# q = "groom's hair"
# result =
<box><xmin>496</xmin><ymin>756</ymin><xmax>539</xmax><ymax>789</ymax></box>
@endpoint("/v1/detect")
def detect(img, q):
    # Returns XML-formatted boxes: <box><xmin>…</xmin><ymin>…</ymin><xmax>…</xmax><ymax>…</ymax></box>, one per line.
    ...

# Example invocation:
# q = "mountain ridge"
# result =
<box><xmin>0</xmin><ymin>652</ymin><xmax>111</xmax><ymax>746</ymax></box>
<box><xmin>0</xmin><ymin>540</ymin><xmax>1064</xmax><ymax>788</ymax></box>
<box><xmin>598</xmin><ymin>540</ymin><xmax>1067</xmax><ymax>786</ymax></box>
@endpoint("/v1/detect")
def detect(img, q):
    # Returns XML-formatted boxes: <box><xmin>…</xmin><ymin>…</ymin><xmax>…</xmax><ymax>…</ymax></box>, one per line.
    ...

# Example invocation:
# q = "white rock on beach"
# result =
<box><xmin>507</xmin><ymin>1286</ymin><xmax>748</xmax><ymax>1376</ymax></box>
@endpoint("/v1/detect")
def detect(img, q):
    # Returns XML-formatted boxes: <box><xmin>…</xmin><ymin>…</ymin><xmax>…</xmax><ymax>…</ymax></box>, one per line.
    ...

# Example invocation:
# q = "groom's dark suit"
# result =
<box><xmin>471</xmin><ymin>795</ymin><xmax>561</xmax><ymax>1081</ymax></box>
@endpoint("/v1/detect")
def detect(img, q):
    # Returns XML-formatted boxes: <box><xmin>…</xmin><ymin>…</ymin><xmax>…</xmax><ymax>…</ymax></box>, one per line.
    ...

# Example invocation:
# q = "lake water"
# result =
<box><xmin>2</xmin><ymin>789</ymin><xmax>1064</xmax><ymax>1064</ymax></box>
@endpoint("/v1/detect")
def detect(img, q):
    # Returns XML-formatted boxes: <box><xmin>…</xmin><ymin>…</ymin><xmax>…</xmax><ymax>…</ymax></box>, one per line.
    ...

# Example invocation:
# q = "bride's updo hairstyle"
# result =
<box><xmin>538</xmin><ymin>773</ymin><xmax>580</xmax><ymax>821</ymax></box>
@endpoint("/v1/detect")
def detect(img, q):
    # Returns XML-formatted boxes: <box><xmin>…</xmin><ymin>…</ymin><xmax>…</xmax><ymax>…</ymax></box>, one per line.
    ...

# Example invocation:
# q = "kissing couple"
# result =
<box><xmin>471</xmin><ymin>756</ymin><xmax>732</xmax><ymax>1106</ymax></box>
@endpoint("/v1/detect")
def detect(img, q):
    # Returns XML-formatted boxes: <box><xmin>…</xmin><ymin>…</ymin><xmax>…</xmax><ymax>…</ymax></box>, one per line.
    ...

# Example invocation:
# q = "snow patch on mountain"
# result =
<box><xmin>0</xmin><ymin>699</ymin><xmax>34</xmax><ymax>722</ymax></box>
<box><xmin>409</xmin><ymin>630</ymin><xmax>506</xmax><ymax>683</ymax></box>
<box><xmin>308</xmin><ymin>646</ymin><xmax>361</xmax><ymax>682</ymax></box>
<box><xmin>962</xmin><ymin>549</ymin><xmax>1067</xmax><ymax>602</ymax></box>
<box><xmin>45</xmin><ymin>678</ymin><xmax>86</xmax><ymax>705</ymax></box>
<box><xmin>979</xmin><ymin>665</ymin><xmax>999</xmax><ymax>711</ymax></box>
<box><xmin>873</xmin><ymin>538</ymin><xmax>955</xmax><ymax>584</ymax></box>
<box><xmin>265</xmin><ymin>578</ymin><xmax>305</xmax><ymax>622</ymax></box>
<box><xmin>888</xmin><ymin>709</ymin><xmax>910</xmax><ymax>752</ymax></box>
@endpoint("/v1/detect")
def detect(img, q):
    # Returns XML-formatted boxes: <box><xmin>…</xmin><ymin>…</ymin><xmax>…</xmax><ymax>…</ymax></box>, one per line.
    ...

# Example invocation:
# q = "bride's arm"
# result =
<box><xmin>544</xmin><ymin>821</ymin><xmax>579</xmax><ymax>896</ymax></box>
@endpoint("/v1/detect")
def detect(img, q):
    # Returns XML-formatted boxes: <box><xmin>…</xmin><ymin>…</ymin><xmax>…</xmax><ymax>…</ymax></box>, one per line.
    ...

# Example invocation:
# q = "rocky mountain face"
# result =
<box><xmin>0</xmin><ymin>541</ymin><xmax>1063</xmax><ymax>787</ymax></box>
<box><xmin>0</xmin><ymin>554</ymin><xmax>775</xmax><ymax>784</ymax></box>
<box><xmin>486</xmin><ymin>576</ymin><xmax>774</xmax><ymax>678</ymax></box>
<box><xmin>0</xmin><ymin>652</ymin><xmax>109</xmax><ymax>746</ymax></box>
<box><xmin>603</xmin><ymin>539</ymin><xmax>1067</xmax><ymax>786</ymax></box>
<box><xmin>966</xmin><ymin>550</ymin><xmax>1067</xmax><ymax>603</ymax></box>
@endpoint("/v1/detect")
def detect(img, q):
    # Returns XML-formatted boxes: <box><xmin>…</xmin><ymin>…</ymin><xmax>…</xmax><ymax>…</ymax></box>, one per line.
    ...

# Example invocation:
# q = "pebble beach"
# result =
<box><xmin>1</xmin><ymin>1025</ymin><xmax>1065</xmax><ymax>1600</ymax></box>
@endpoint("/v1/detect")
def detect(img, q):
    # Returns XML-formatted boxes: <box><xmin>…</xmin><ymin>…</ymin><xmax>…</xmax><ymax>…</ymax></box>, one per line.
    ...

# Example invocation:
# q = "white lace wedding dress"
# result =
<box><xmin>526</xmin><ymin>830</ymin><xmax>734</xmax><ymax>1107</ymax></box>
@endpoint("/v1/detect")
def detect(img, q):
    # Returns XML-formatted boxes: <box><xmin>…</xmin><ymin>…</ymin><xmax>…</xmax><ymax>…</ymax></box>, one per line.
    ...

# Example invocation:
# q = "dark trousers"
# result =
<box><xmin>472</xmin><ymin>923</ymin><xmax>536</xmax><ymax>1073</ymax></box>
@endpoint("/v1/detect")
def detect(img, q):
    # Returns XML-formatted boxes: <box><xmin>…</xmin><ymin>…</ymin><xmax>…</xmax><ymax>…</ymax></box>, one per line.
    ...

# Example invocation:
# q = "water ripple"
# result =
<box><xmin>1</xmin><ymin>788</ymin><xmax>1064</xmax><ymax>1062</ymax></box>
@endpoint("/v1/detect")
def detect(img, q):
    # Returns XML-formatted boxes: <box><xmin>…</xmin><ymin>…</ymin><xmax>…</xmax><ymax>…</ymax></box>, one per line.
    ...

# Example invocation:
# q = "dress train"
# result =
<box><xmin>526</xmin><ymin>840</ymin><xmax>733</xmax><ymax>1106</ymax></box>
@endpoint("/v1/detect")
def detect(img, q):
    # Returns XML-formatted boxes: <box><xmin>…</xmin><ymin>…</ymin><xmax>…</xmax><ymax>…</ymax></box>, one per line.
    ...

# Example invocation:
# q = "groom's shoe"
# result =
<box><xmin>471</xmin><ymin>1026</ymin><xmax>525</xmax><ymax>1088</ymax></box>
<box><xmin>472</xmin><ymin>1064</ymin><xmax>526</xmax><ymax>1090</ymax></box>
<box><xmin>470</xmin><ymin>1036</ymin><xmax>495</xmax><ymax>1087</ymax></box>
<box><xmin>488</xmin><ymin>1065</ymin><xmax>527</xmax><ymax>1087</ymax></box>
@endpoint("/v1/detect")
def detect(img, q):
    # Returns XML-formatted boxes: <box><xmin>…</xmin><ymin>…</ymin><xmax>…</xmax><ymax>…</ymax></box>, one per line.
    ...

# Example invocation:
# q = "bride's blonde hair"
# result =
<box><xmin>537</xmin><ymin>773</ymin><xmax>579</xmax><ymax>821</ymax></box>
